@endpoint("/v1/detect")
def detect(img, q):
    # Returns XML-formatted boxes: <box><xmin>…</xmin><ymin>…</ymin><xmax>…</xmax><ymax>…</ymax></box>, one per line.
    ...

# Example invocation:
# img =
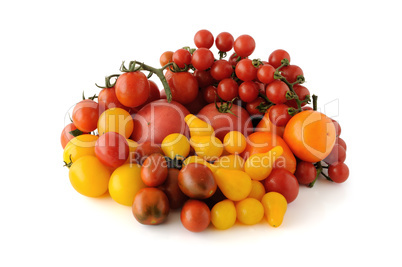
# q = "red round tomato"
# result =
<box><xmin>323</xmin><ymin>144</ymin><xmax>346</xmax><ymax>164</ymax></box>
<box><xmin>215</xmin><ymin>32</ymin><xmax>234</xmax><ymax>52</ymax></box>
<box><xmin>294</xmin><ymin>161</ymin><xmax>317</xmax><ymax>185</ymax></box>
<box><xmin>193</xmin><ymin>70</ymin><xmax>215</xmax><ymax>88</ymax></box>
<box><xmin>95</xmin><ymin>132</ymin><xmax>129</xmax><ymax>169</ymax></box>
<box><xmin>234</xmin><ymin>34</ymin><xmax>255</xmax><ymax>57</ymax></box>
<box><xmin>132</xmin><ymin>188</ymin><xmax>170</xmax><ymax>225</ymax></box>
<box><xmin>181</xmin><ymin>199</ymin><xmax>210</xmax><ymax>232</ymax></box>
<box><xmin>115</xmin><ymin>71</ymin><xmax>150</xmax><ymax>108</ymax></box>
<box><xmin>257</xmin><ymin>64</ymin><xmax>276</xmax><ymax>84</ymax></box>
<box><xmin>172</xmin><ymin>49</ymin><xmax>192</xmax><ymax>68</ymax></box>
<box><xmin>141</xmin><ymin>153</ymin><xmax>168</xmax><ymax>187</ymax></box>
<box><xmin>167</xmin><ymin>72</ymin><xmax>199</xmax><ymax>105</ymax></box>
<box><xmin>133</xmin><ymin>141</ymin><xmax>164</xmax><ymax>164</ymax></box>
<box><xmin>210</xmin><ymin>60</ymin><xmax>233</xmax><ymax>81</ymax></box>
<box><xmin>268</xmin><ymin>49</ymin><xmax>291</xmax><ymax>68</ymax></box>
<box><xmin>60</xmin><ymin>123</ymin><xmax>87</xmax><ymax>149</ymax></box>
<box><xmin>158</xmin><ymin>168</ymin><xmax>188</xmax><ymax>209</ymax></box>
<box><xmin>194</xmin><ymin>29</ymin><xmax>214</xmax><ymax>49</ymax></box>
<box><xmin>217</xmin><ymin>78</ymin><xmax>239</xmax><ymax>101</ymax></box>
<box><xmin>285</xmin><ymin>84</ymin><xmax>310</xmax><ymax>108</ymax></box>
<box><xmin>266</xmin><ymin>80</ymin><xmax>289</xmax><ymax>104</ymax></box>
<box><xmin>131</xmin><ymin>99</ymin><xmax>190</xmax><ymax>145</ymax></box>
<box><xmin>178</xmin><ymin>163</ymin><xmax>217</xmax><ymax>199</ymax></box>
<box><xmin>264</xmin><ymin>168</ymin><xmax>299</xmax><ymax>203</ymax></box>
<box><xmin>72</xmin><ymin>99</ymin><xmax>99</xmax><ymax>132</ymax></box>
<box><xmin>235</xmin><ymin>59</ymin><xmax>258</xmax><ymax>82</ymax></box>
<box><xmin>269</xmin><ymin>104</ymin><xmax>292</xmax><ymax>127</ymax></box>
<box><xmin>280</xmin><ymin>65</ymin><xmax>304</xmax><ymax>83</ymax></box>
<box><xmin>202</xmin><ymin>85</ymin><xmax>218</xmax><ymax>103</ymax></box>
<box><xmin>197</xmin><ymin>102</ymin><xmax>252</xmax><ymax>141</ymax></box>
<box><xmin>98</xmin><ymin>87</ymin><xmax>127</xmax><ymax>114</ymax></box>
<box><xmin>191</xmin><ymin>48</ymin><xmax>215</xmax><ymax>71</ymax></box>
<box><xmin>328</xmin><ymin>162</ymin><xmax>349</xmax><ymax>183</ymax></box>
<box><xmin>239</xmin><ymin>81</ymin><xmax>259</xmax><ymax>103</ymax></box>
<box><xmin>246</xmin><ymin>97</ymin><xmax>266</xmax><ymax>116</ymax></box>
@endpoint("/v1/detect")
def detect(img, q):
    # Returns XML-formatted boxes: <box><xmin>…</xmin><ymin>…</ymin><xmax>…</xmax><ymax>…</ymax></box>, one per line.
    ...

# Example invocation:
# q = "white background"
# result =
<box><xmin>1</xmin><ymin>0</ymin><xmax>401</xmax><ymax>266</ymax></box>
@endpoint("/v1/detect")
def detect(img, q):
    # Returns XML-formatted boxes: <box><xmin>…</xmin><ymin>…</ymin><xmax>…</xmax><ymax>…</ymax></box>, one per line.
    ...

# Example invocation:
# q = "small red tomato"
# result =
<box><xmin>194</xmin><ymin>29</ymin><xmax>214</xmax><ymax>49</ymax></box>
<box><xmin>285</xmin><ymin>84</ymin><xmax>310</xmax><ymax>108</ymax></box>
<box><xmin>60</xmin><ymin>123</ymin><xmax>87</xmax><ymax>149</ymax></box>
<box><xmin>328</xmin><ymin>162</ymin><xmax>349</xmax><ymax>183</ymax></box>
<box><xmin>202</xmin><ymin>85</ymin><xmax>218</xmax><ymax>103</ymax></box>
<box><xmin>264</xmin><ymin>168</ymin><xmax>299</xmax><ymax>203</ymax></box>
<box><xmin>336</xmin><ymin>137</ymin><xmax>347</xmax><ymax>151</ymax></box>
<box><xmin>269</xmin><ymin>104</ymin><xmax>292</xmax><ymax>127</ymax></box>
<box><xmin>181</xmin><ymin>199</ymin><xmax>211</xmax><ymax>232</ymax></box>
<box><xmin>72</xmin><ymin>99</ymin><xmax>99</xmax><ymax>132</ymax></box>
<box><xmin>210</xmin><ymin>60</ymin><xmax>233</xmax><ymax>81</ymax></box>
<box><xmin>115</xmin><ymin>71</ymin><xmax>150</xmax><ymax>108</ymax></box>
<box><xmin>280</xmin><ymin>65</ymin><xmax>304</xmax><ymax>83</ymax></box>
<box><xmin>215</xmin><ymin>32</ymin><xmax>234</xmax><ymax>52</ymax></box>
<box><xmin>98</xmin><ymin>87</ymin><xmax>127</xmax><ymax>114</ymax></box>
<box><xmin>167</xmin><ymin>72</ymin><xmax>199</xmax><ymax>105</ymax></box>
<box><xmin>172</xmin><ymin>49</ymin><xmax>192</xmax><ymax>68</ymax></box>
<box><xmin>133</xmin><ymin>141</ymin><xmax>164</xmax><ymax>164</ymax></box>
<box><xmin>141</xmin><ymin>153</ymin><xmax>168</xmax><ymax>187</ymax></box>
<box><xmin>192</xmin><ymin>48</ymin><xmax>215</xmax><ymax>71</ymax></box>
<box><xmin>132</xmin><ymin>188</ymin><xmax>170</xmax><ymax>225</ymax></box>
<box><xmin>178</xmin><ymin>163</ymin><xmax>217</xmax><ymax>199</ymax></box>
<box><xmin>158</xmin><ymin>168</ymin><xmax>188</xmax><ymax>209</ymax></box>
<box><xmin>95</xmin><ymin>132</ymin><xmax>129</xmax><ymax>169</ymax></box>
<box><xmin>217</xmin><ymin>78</ymin><xmax>239</xmax><ymax>101</ymax></box>
<box><xmin>257</xmin><ymin>64</ymin><xmax>275</xmax><ymax>84</ymax></box>
<box><xmin>234</xmin><ymin>34</ymin><xmax>255</xmax><ymax>57</ymax></box>
<box><xmin>193</xmin><ymin>70</ymin><xmax>215</xmax><ymax>88</ymax></box>
<box><xmin>294</xmin><ymin>161</ymin><xmax>317</xmax><ymax>185</ymax></box>
<box><xmin>324</xmin><ymin>144</ymin><xmax>346</xmax><ymax>164</ymax></box>
<box><xmin>266</xmin><ymin>80</ymin><xmax>289</xmax><ymax>104</ymax></box>
<box><xmin>235</xmin><ymin>59</ymin><xmax>258</xmax><ymax>82</ymax></box>
<box><xmin>239</xmin><ymin>81</ymin><xmax>259</xmax><ymax>103</ymax></box>
<box><xmin>268</xmin><ymin>49</ymin><xmax>291</xmax><ymax>68</ymax></box>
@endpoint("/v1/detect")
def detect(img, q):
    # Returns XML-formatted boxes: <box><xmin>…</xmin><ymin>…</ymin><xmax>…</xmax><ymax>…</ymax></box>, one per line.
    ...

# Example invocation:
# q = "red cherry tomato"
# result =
<box><xmin>280</xmin><ymin>65</ymin><xmax>304</xmax><ymax>83</ymax></box>
<box><xmin>217</xmin><ymin>78</ymin><xmax>239</xmax><ymax>101</ymax></box>
<box><xmin>235</xmin><ymin>58</ymin><xmax>257</xmax><ymax>82</ymax></box>
<box><xmin>98</xmin><ymin>87</ymin><xmax>127</xmax><ymax>114</ymax></box>
<box><xmin>132</xmin><ymin>188</ymin><xmax>170</xmax><ymax>225</ymax></box>
<box><xmin>95</xmin><ymin>132</ymin><xmax>129</xmax><ymax>169</ymax></box>
<box><xmin>337</xmin><ymin>137</ymin><xmax>347</xmax><ymax>151</ymax></box>
<box><xmin>194</xmin><ymin>29</ymin><xmax>214</xmax><ymax>49</ymax></box>
<box><xmin>323</xmin><ymin>144</ymin><xmax>346</xmax><ymax>164</ymax></box>
<box><xmin>285</xmin><ymin>84</ymin><xmax>310</xmax><ymax>108</ymax></box>
<box><xmin>239</xmin><ymin>81</ymin><xmax>259</xmax><ymax>103</ymax></box>
<box><xmin>210</xmin><ymin>60</ymin><xmax>233</xmax><ymax>81</ymax></box>
<box><xmin>60</xmin><ymin>123</ymin><xmax>87</xmax><ymax>149</ymax></box>
<box><xmin>215</xmin><ymin>32</ymin><xmax>234</xmax><ymax>52</ymax></box>
<box><xmin>246</xmin><ymin>97</ymin><xmax>266</xmax><ymax>116</ymax></box>
<box><xmin>115</xmin><ymin>71</ymin><xmax>150</xmax><ymax>108</ymax></box>
<box><xmin>257</xmin><ymin>64</ymin><xmax>275</xmax><ymax>84</ymax></box>
<box><xmin>202</xmin><ymin>85</ymin><xmax>218</xmax><ymax>103</ymax></box>
<box><xmin>328</xmin><ymin>162</ymin><xmax>349</xmax><ymax>183</ymax></box>
<box><xmin>191</xmin><ymin>48</ymin><xmax>215</xmax><ymax>71</ymax></box>
<box><xmin>234</xmin><ymin>34</ymin><xmax>255</xmax><ymax>57</ymax></box>
<box><xmin>266</xmin><ymin>80</ymin><xmax>289</xmax><ymax>104</ymax></box>
<box><xmin>178</xmin><ymin>163</ymin><xmax>217</xmax><ymax>199</ymax></box>
<box><xmin>264</xmin><ymin>168</ymin><xmax>299</xmax><ymax>203</ymax></box>
<box><xmin>269</xmin><ymin>104</ymin><xmax>292</xmax><ymax>127</ymax></box>
<box><xmin>133</xmin><ymin>141</ymin><xmax>164</xmax><ymax>164</ymax></box>
<box><xmin>167</xmin><ymin>72</ymin><xmax>199</xmax><ymax>105</ymax></box>
<box><xmin>141</xmin><ymin>153</ymin><xmax>168</xmax><ymax>187</ymax></box>
<box><xmin>268</xmin><ymin>49</ymin><xmax>291</xmax><ymax>68</ymax></box>
<box><xmin>180</xmin><ymin>199</ymin><xmax>211</xmax><ymax>232</ymax></box>
<box><xmin>72</xmin><ymin>99</ymin><xmax>99</xmax><ymax>132</ymax></box>
<box><xmin>294</xmin><ymin>161</ymin><xmax>317</xmax><ymax>185</ymax></box>
<box><xmin>158</xmin><ymin>168</ymin><xmax>188</xmax><ymax>209</ymax></box>
<box><xmin>160</xmin><ymin>51</ymin><xmax>173</xmax><ymax>67</ymax></box>
<box><xmin>172</xmin><ymin>49</ymin><xmax>192</xmax><ymax>68</ymax></box>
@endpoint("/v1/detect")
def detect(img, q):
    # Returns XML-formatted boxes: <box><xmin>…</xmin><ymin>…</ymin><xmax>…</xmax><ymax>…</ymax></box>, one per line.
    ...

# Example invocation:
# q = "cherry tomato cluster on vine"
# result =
<box><xmin>61</xmin><ymin>29</ymin><xmax>350</xmax><ymax>233</ymax></box>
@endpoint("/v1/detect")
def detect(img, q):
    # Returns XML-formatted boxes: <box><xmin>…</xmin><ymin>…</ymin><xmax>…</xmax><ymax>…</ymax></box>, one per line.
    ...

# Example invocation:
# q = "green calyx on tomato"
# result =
<box><xmin>95</xmin><ymin>74</ymin><xmax>120</xmax><ymax>89</ymax></box>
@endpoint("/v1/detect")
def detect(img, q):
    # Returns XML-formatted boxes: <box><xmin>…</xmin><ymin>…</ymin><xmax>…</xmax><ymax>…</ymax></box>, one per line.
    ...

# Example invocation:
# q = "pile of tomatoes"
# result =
<box><xmin>61</xmin><ymin>29</ymin><xmax>349</xmax><ymax>232</ymax></box>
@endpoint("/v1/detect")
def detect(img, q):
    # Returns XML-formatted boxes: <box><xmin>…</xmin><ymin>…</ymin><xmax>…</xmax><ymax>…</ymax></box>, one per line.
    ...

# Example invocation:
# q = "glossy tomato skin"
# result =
<box><xmin>132</xmin><ymin>188</ymin><xmax>170</xmax><ymax>225</ymax></box>
<box><xmin>131</xmin><ymin>99</ymin><xmax>190</xmax><ymax>145</ymax></box>
<box><xmin>193</xmin><ymin>70</ymin><xmax>215</xmax><ymax>88</ymax></box>
<box><xmin>98</xmin><ymin>87</ymin><xmax>127</xmax><ymax>114</ymax></box>
<box><xmin>133</xmin><ymin>141</ymin><xmax>164</xmax><ymax>164</ymax></box>
<box><xmin>268</xmin><ymin>49</ymin><xmax>291</xmax><ymax>68</ymax></box>
<box><xmin>95</xmin><ymin>132</ymin><xmax>129</xmax><ymax>169</ymax></box>
<box><xmin>194</xmin><ymin>29</ymin><xmax>214</xmax><ymax>49</ymax></box>
<box><xmin>234</xmin><ymin>34</ymin><xmax>255</xmax><ymax>57</ymax></box>
<box><xmin>191</xmin><ymin>48</ymin><xmax>214</xmax><ymax>71</ymax></box>
<box><xmin>280</xmin><ymin>65</ymin><xmax>304</xmax><ymax>84</ymax></box>
<box><xmin>72</xmin><ymin>99</ymin><xmax>99</xmax><ymax>132</ymax></box>
<box><xmin>115</xmin><ymin>71</ymin><xmax>150</xmax><ymax>108</ymax></box>
<box><xmin>215</xmin><ymin>32</ymin><xmax>234</xmax><ymax>52</ymax></box>
<box><xmin>178</xmin><ymin>163</ymin><xmax>217</xmax><ymax>199</ymax></box>
<box><xmin>197</xmin><ymin>103</ymin><xmax>253</xmax><ymax>141</ymax></box>
<box><xmin>181</xmin><ymin>199</ymin><xmax>211</xmax><ymax>232</ymax></box>
<box><xmin>60</xmin><ymin>123</ymin><xmax>87</xmax><ymax>149</ymax></box>
<box><xmin>141</xmin><ymin>153</ymin><xmax>168</xmax><ymax>187</ymax></box>
<box><xmin>210</xmin><ymin>60</ymin><xmax>233</xmax><ymax>81</ymax></box>
<box><xmin>135</xmin><ymin>80</ymin><xmax>161</xmax><ymax>110</ymax></box>
<box><xmin>264</xmin><ymin>168</ymin><xmax>299</xmax><ymax>203</ymax></box>
<box><xmin>158</xmin><ymin>168</ymin><xmax>188</xmax><ymax>209</ymax></box>
<box><xmin>168</xmin><ymin>72</ymin><xmax>199</xmax><ymax>105</ymax></box>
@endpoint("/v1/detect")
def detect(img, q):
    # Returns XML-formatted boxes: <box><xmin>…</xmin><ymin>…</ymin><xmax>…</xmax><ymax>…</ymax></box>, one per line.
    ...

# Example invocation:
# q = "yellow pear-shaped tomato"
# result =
<box><xmin>213</xmin><ymin>169</ymin><xmax>252</xmax><ymax>201</ymax></box>
<box><xmin>184</xmin><ymin>114</ymin><xmax>214</xmax><ymax>137</ymax></box>
<box><xmin>244</xmin><ymin>146</ymin><xmax>283</xmax><ymax>181</ymax></box>
<box><xmin>190</xmin><ymin>135</ymin><xmax>223</xmax><ymax>162</ymax></box>
<box><xmin>214</xmin><ymin>154</ymin><xmax>245</xmax><ymax>171</ymax></box>
<box><xmin>261</xmin><ymin>192</ymin><xmax>287</xmax><ymax>227</ymax></box>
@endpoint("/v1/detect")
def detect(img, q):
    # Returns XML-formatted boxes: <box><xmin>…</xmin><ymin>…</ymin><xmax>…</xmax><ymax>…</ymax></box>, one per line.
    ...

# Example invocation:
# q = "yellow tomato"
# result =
<box><xmin>223</xmin><ymin>131</ymin><xmax>246</xmax><ymax>154</ymax></box>
<box><xmin>108</xmin><ymin>163</ymin><xmax>146</xmax><ymax>206</ymax></box>
<box><xmin>184</xmin><ymin>114</ymin><xmax>214</xmax><ymax>137</ymax></box>
<box><xmin>214</xmin><ymin>154</ymin><xmax>245</xmax><ymax>171</ymax></box>
<box><xmin>244</xmin><ymin>146</ymin><xmax>283</xmax><ymax>181</ymax></box>
<box><xmin>235</xmin><ymin>198</ymin><xmax>264</xmax><ymax>225</ymax></box>
<box><xmin>213</xmin><ymin>169</ymin><xmax>252</xmax><ymax>201</ymax></box>
<box><xmin>63</xmin><ymin>134</ymin><xmax>98</xmax><ymax>164</ymax></box>
<box><xmin>211</xmin><ymin>199</ymin><xmax>237</xmax><ymax>230</ymax></box>
<box><xmin>97</xmin><ymin>107</ymin><xmax>134</xmax><ymax>138</ymax></box>
<box><xmin>69</xmin><ymin>155</ymin><xmax>111</xmax><ymax>197</ymax></box>
<box><xmin>190</xmin><ymin>135</ymin><xmax>223</xmax><ymax>161</ymax></box>
<box><xmin>248</xmin><ymin>180</ymin><xmax>266</xmax><ymax>201</ymax></box>
<box><xmin>261</xmin><ymin>192</ymin><xmax>287</xmax><ymax>227</ymax></box>
<box><xmin>161</xmin><ymin>133</ymin><xmax>190</xmax><ymax>159</ymax></box>
<box><xmin>125</xmin><ymin>139</ymin><xmax>139</xmax><ymax>164</ymax></box>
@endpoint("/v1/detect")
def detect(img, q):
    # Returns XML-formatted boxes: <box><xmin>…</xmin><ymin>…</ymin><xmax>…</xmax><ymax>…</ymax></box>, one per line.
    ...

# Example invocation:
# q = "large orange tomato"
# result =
<box><xmin>254</xmin><ymin>107</ymin><xmax>285</xmax><ymax>138</ymax></box>
<box><xmin>241</xmin><ymin>132</ymin><xmax>296</xmax><ymax>174</ymax></box>
<box><xmin>283</xmin><ymin>110</ymin><xmax>336</xmax><ymax>163</ymax></box>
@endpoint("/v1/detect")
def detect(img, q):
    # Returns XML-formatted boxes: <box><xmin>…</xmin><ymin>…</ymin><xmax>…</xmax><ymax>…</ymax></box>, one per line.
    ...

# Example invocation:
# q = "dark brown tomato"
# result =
<box><xmin>178</xmin><ymin>163</ymin><xmax>217</xmax><ymax>199</ymax></box>
<box><xmin>158</xmin><ymin>168</ymin><xmax>188</xmax><ymax>209</ymax></box>
<box><xmin>132</xmin><ymin>188</ymin><xmax>170</xmax><ymax>225</ymax></box>
<box><xmin>141</xmin><ymin>153</ymin><xmax>168</xmax><ymax>187</ymax></box>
